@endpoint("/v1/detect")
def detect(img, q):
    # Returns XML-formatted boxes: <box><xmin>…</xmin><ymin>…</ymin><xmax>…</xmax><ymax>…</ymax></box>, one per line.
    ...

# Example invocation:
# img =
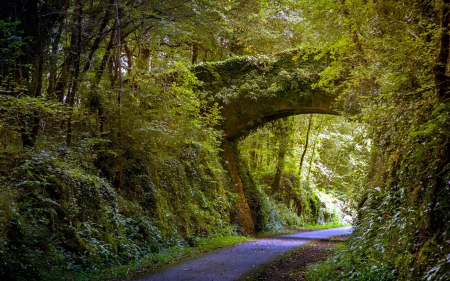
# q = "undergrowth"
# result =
<box><xmin>306</xmin><ymin>241</ymin><xmax>396</xmax><ymax>281</ymax></box>
<box><xmin>47</xmin><ymin>235</ymin><xmax>250</xmax><ymax>281</ymax></box>
<box><xmin>0</xmin><ymin>143</ymin><xmax>238</xmax><ymax>280</ymax></box>
<box><xmin>306</xmin><ymin>91</ymin><xmax>450</xmax><ymax>281</ymax></box>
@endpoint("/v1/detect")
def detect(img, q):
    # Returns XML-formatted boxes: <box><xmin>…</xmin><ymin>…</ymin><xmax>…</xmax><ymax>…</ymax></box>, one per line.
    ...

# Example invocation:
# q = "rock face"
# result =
<box><xmin>195</xmin><ymin>49</ymin><xmax>339</xmax><ymax>234</ymax></box>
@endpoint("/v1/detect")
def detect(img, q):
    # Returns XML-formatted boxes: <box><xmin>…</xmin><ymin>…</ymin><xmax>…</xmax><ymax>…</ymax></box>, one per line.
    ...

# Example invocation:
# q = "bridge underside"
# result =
<box><xmin>194</xmin><ymin>49</ymin><xmax>339</xmax><ymax>234</ymax></box>
<box><xmin>218</xmin><ymin>93</ymin><xmax>338</xmax><ymax>140</ymax></box>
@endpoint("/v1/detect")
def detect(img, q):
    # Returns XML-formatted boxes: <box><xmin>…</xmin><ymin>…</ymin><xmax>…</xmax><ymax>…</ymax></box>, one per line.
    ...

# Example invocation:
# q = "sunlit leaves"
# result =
<box><xmin>238</xmin><ymin>114</ymin><xmax>369</xmax><ymax>224</ymax></box>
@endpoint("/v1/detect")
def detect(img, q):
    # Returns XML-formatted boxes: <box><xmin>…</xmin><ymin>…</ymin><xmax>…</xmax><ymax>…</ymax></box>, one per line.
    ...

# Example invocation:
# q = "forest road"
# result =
<box><xmin>134</xmin><ymin>226</ymin><xmax>352</xmax><ymax>281</ymax></box>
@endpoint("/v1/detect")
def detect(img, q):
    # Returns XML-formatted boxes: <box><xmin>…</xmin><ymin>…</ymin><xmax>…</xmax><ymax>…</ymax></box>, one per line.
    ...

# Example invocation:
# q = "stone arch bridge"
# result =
<box><xmin>193</xmin><ymin>49</ymin><xmax>339</xmax><ymax>235</ymax></box>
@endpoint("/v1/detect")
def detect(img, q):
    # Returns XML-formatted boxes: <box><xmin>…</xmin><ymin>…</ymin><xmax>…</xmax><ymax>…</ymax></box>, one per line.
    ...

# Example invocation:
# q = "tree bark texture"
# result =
<box><xmin>221</xmin><ymin>140</ymin><xmax>255</xmax><ymax>235</ymax></box>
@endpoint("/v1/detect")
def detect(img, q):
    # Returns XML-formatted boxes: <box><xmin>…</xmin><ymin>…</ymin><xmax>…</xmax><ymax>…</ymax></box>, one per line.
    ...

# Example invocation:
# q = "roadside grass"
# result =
<box><xmin>257</xmin><ymin>221</ymin><xmax>351</xmax><ymax>236</ymax></box>
<box><xmin>44</xmin><ymin>235</ymin><xmax>251</xmax><ymax>281</ymax></box>
<box><xmin>256</xmin><ymin>228</ymin><xmax>297</xmax><ymax>236</ymax></box>
<box><xmin>305</xmin><ymin>242</ymin><xmax>396</xmax><ymax>281</ymax></box>
<box><xmin>298</xmin><ymin>221</ymin><xmax>351</xmax><ymax>230</ymax></box>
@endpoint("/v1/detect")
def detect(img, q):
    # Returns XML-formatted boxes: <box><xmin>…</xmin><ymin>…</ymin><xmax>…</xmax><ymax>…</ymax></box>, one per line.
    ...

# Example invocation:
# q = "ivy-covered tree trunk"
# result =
<box><xmin>221</xmin><ymin>140</ymin><xmax>255</xmax><ymax>235</ymax></box>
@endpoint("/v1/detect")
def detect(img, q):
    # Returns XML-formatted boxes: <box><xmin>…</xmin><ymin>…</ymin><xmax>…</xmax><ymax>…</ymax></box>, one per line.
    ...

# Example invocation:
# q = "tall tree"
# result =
<box><xmin>271</xmin><ymin>118</ymin><xmax>292</xmax><ymax>193</ymax></box>
<box><xmin>298</xmin><ymin>114</ymin><xmax>313</xmax><ymax>177</ymax></box>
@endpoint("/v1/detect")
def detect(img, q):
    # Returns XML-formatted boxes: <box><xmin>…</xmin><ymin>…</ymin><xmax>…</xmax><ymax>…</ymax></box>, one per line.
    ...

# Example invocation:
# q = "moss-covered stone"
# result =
<box><xmin>194</xmin><ymin>48</ymin><xmax>339</xmax><ymax>140</ymax></box>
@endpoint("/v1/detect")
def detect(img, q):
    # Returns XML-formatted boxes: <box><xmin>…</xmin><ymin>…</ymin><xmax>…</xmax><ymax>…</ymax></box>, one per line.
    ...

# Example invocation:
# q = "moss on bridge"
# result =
<box><xmin>193</xmin><ymin>48</ymin><xmax>339</xmax><ymax>140</ymax></box>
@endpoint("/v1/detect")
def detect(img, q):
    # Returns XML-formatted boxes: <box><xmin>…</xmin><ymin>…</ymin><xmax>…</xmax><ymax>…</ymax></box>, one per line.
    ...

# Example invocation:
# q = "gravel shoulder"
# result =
<box><xmin>134</xmin><ymin>227</ymin><xmax>352</xmax><ymax>281</ymax></box>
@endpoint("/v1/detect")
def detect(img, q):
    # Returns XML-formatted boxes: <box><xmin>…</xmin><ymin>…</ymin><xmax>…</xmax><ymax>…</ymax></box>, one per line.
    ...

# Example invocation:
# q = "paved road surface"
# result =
<box><xmin>135</xmin><ymin>226</ymin><xmax>352</xmax><ymax>281</ymax></box>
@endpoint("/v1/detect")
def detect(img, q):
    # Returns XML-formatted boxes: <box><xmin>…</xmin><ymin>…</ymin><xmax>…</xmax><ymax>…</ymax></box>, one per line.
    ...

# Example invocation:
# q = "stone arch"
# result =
<box><xmin>194</xmin><ymin>49</ymin><xmax>339</xmax><ymax>235</ymax></box>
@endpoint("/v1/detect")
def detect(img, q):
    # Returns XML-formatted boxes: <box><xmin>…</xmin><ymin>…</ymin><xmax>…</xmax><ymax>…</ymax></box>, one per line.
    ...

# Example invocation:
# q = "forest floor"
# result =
<box><xmin>134</xmin><ymin>227</ymin><xmax>352</xmax><ymax>281</ymax></box>
<box><xmin>237</xmin><ymin>236</ymin><xmax>349</xmax><ymax>281</ymax></box>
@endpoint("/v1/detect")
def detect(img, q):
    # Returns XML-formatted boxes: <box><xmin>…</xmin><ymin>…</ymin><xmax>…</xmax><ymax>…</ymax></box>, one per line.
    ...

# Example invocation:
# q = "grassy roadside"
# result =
<box><xmin>305</xmin><ymin>240</ymin><xmax>395</xmax><ymax>281</ymax></box>
<box><xmin>298</xmin><ymin>221</ymin><xmax>351</xmax><ymax>230</ymax></box>
<box><xmin>45</xmin><ymin>235</ymin><xmax>251</xmax><ymax>281</ymax></box>
<box><xmin>257</xmin><ymin>222</ymin><xmax>351</xmax><ymax>237</ymax></box>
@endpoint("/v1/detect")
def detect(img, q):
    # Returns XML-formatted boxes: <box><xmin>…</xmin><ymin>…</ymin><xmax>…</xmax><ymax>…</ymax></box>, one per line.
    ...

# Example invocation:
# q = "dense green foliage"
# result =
<box><xmin>0</xmin><ymin>145</ymin><xmax>239</xmax><ymax>279</ymax></box>
<box><xmin>238</xmin><ymin>115</ymin><xmax>365</xmax><ymax>226</ymax></box>
<box><xmin>1</xmin><ymin>0</ymin><xmax>450</xmax><ymax>280</ymax></box>
<box><xmin>301</xmin><ymin>1</ymin><xmax>450</xmax><ymax>280</ymax></box>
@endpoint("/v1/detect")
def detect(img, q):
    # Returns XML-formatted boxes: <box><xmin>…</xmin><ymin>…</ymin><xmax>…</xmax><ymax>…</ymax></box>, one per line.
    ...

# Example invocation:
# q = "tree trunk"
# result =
<box><xmin>271</xmin><ymin>118</ymin><xmax>290</xmax><ymax>193</ymax></box>
<box><xmin>115</xmin><ymin>0</ymin><xmax>122</xmax><ymax>141</ymax></box>
<box><xmin>434</xmin><ymin>0</ymin><xmax>450</xmax><ymax>102</ymax></box>
<box><xmin>298</xmin><ymin>114</ymin><xmax>313</xmax><ymax>177</ymax></box>
<box><xmin>47</xmin><ymin>21</ymin><xmax>64</xmax><ymax>98</ymax></box>
<box><xmin>15</xmin><ymin>0</ymin><xmax>43</xmax><ymax>148</ymax></box>
<box><xmin>249</xmin><ymin>137</ymin><xmax>259</xmax><ymax>171</ymax></box>
<box><xmin>307</xmin><ymin>115</ymin><xmax>325</xmax><ymax>184</ymax></box>
<box><xmin>192</xmin><ymin>44</ymin><xmax>199</xmax><ymax>64</ymax></box>
<box><xmin>221</xmin><ymin>140</ymin><xmax>255</xmax><ymax>235</ymax></box>
<box><xmin>66</xmin><ymin>0</ymin><xmax>83</xmax><ymax>146</ymax></box>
